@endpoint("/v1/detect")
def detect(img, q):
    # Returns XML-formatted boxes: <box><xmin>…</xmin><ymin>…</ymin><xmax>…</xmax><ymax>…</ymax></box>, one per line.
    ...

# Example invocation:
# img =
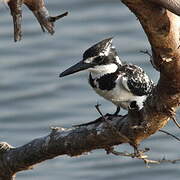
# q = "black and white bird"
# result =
<box><xmin>60</xmin><ymin>38</ymin><xmax>153</xmax><ymax>115</ymax></box>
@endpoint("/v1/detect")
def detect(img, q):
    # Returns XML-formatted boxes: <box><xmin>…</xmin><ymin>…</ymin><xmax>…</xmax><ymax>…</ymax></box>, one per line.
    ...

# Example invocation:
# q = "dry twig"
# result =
<box><xmin>107</xmin><ymin>146</ymin><xmax>180</xmax><ymax>167</ymax></box>
<box><xmin>7</xmin><ymin>0</ymin><xmax>68</xmax><ymax>41</ymax></box>
<box><xmin>159</xmin><ymin>129</ymin><xmax>180</xmax><ymax>141</ymax></box>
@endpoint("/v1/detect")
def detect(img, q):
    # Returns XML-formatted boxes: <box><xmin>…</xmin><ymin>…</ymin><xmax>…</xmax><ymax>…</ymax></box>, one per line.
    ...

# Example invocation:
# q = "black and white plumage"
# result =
<box><xmin>60</xmin><ymin>38</ymin><xmax>153</xmax><ymax>114</ymax></box>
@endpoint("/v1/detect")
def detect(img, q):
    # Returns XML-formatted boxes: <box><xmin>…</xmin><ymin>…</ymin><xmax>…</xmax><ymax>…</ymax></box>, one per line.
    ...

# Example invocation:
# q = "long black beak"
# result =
<box><xmin>59</xmin><ymin>61</ymin><xmax>94</xmax><ymax>77</ymax></box>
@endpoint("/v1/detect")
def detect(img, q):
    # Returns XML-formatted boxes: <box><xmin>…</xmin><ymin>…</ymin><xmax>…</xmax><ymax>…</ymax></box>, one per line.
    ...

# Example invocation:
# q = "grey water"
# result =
<box><xmin>0</xmin><ymin>0</ymin><xmax>179</xmax><ymax>179</ymax></box>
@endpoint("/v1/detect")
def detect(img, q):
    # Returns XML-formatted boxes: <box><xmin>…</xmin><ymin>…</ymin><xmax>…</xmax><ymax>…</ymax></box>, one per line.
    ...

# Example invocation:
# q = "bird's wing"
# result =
<box><xmin>120</xmin><ymin>64</ymin><xmax>153</xmax><ymax>96</ymax></box>
<box><xmin>148</xmin><ymin>0</ymin><xmax>180</xmax><ymax>16</ymax></box>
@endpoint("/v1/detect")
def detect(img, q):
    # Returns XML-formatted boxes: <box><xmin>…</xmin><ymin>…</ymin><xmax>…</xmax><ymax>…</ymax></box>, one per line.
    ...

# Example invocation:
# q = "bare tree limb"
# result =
<box><xmin>7</xmin><ymin>0</ymin><xmax>23</xmax><ymax>42</ymax></box>
<box><xmin>1</xmin><ymin>0</ymin><xmax>180</xmax><ymax>179</ymax></box>
<box><xmin>24</xmin><ymin>0</ymin><xmax>68</xmax><ymax>35</ymax></box>
<box><xmin>7</xmin><ymin>0</ymin><xmax>68</xmax><ymax>41</ymax></box>
<box><xmin>0</xmin><ymin>115</ymin><xmax>132</xmax><ymax>179</ymax></box>
<box><xmin>108</xmin><ymin>147</ymin><xmax>180</xmax><ymax>167</ymax></box>
<box><xmin>0</xmin><ymin>114</ymin><xmax>179</xmax><ymax>179</ymax></box>
<box><xmin>148</xmin><ymin>0</ymin><xmax>180</xmax><ymax>16</ymax></box>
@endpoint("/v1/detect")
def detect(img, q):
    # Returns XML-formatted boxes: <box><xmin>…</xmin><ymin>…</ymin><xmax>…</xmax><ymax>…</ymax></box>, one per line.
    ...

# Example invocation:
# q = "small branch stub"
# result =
<box><xmin>0</xmin><ymin>142</ymin><xmax>13</xmax><ymax>154</ymax></box>
<box><xmin>7</xmin><ymin>0</ymin><xmax>68</xmax><ymax>41</ymax></box>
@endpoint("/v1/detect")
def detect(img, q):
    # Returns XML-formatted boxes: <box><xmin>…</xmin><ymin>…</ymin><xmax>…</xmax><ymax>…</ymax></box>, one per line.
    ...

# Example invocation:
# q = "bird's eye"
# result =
<box><xmin>94</xmin><ymin>56</ymin><xmax>104</xmax><ymax>64</ymax></box>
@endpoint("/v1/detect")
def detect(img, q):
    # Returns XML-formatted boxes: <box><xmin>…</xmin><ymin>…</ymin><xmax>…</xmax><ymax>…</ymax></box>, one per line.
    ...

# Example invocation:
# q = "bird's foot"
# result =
<box><xmin>114</xmin><ymin>106</ymin><xmax>120</xmax><ymax>115</ymax></box>
<box><xmin>106</xmin><ymin>106</ymin><xmax>121</xmax><ymax>117</ymax></box>
<box><xmin>129</xmin><ymin>101</ymin><xmax>139</xmax><ymax>111</ymax></box>
<box><xmin>73</xmin><ymin>117</ymin><xmax>102</xmax><ymax>127</ymax></box>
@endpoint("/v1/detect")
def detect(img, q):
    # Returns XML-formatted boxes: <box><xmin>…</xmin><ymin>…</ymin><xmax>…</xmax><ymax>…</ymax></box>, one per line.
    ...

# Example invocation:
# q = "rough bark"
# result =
<box><xmin>0</xmin><ymin>115</ymin><xmax>134</xmax><ymax>179</ymax></box>
<box><xmin>7</xmin><ymin>0</ymin><xmax>68</xmax><ymax>41</ymax></box>
<box><xmin>0</xmin><ymin>0</ymin><xmax>180</xmax><ymax>179</ymax></box>
<box><xmin>148</xmin><ymin>0</ymin><xmax>180</xmax><ymax>16</ymax></box>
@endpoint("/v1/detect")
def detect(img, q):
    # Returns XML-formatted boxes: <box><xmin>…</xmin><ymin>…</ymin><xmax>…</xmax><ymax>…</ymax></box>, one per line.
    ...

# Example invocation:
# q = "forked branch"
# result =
<box><xmin>0</xmin><ymin>0</ymin><xmax>180</xmax><ymax>179</ymax></box>
<box><xmin>7</xmin><ymin>0</ymin><xmax>68</xmax><ymax>41</ymax></box>
<box><xmin>0</xmin><ymin>114</ymin><xmax>179</xmax><ymax>179</ymax></box>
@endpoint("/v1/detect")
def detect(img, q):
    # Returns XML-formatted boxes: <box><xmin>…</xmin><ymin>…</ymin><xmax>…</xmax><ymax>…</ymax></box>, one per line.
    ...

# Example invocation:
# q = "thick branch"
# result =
<box><xmin>1</xmin><ymin>0</ymin><xmax>180</xmax><ymax>179</ymax></box>
<box><xmin>119</xmin><ymin>0</ymin><xmax>180</xmax><ymax>144</ymax></box>
<box><xmin>148</xmin><ymin>0</ymin><xmax>180</xmax><ymax>16</ymax></box>
<box><xmin>0</xmin><ymin>115</ymin><xmax>132</xmax><ymax>178</ymax></box>
<box><xmin>0</xmin><ymin>113</ymin><xmax>179</xmax><ymax>178</ymax></box>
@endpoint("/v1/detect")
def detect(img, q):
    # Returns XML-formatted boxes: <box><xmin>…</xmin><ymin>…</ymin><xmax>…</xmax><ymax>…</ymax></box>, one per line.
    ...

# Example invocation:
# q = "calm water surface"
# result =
<box><xmin>0</xmin><ymin>0</ymin><xmax>179</xmax><ymax>179</ymax></box>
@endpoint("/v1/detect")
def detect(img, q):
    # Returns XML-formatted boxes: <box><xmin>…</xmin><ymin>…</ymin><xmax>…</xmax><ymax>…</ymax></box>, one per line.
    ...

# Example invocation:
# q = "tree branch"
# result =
<box><xmin>107</xmin><ymin>147</ymin><xmax>180</xmax><ymax>167</ymax></box>
<box><xmin>7</xmin><ymin>0</ymin><xmax>22</xmax><ymax>42</ymax></box>
<box><xmin>7</xmin><ymin>0</ymin><xmax>68</xmax><ymax>41</ymax></box>
<box><xmin>1</xmin><ymin>0</ymin><xmax>180</xmax><ymax>179</ymax></box>
<box><xmin>0</xmin><ymin>114</ymin><xmax>179</xmax><ymax>179</ymax></box>
<box><xmin>0</xmin><ymin>115</ymin><xmax>132</xmax><ymax>179</ymax></box>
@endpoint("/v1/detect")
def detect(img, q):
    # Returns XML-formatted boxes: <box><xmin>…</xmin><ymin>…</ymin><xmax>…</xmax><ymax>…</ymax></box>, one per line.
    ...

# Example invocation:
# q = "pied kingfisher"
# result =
<box><xmin>60</xmin><ymin>38</ymin><xmax>153</xmax><ymax>115</ymax></box>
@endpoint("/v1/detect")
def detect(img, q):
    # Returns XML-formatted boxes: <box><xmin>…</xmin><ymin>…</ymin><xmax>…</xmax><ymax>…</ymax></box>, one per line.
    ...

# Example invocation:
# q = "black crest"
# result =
<box><xmin>83</xmin><ymin>37</ymin><xmax>113</xmax><ymax>59</ymax></box>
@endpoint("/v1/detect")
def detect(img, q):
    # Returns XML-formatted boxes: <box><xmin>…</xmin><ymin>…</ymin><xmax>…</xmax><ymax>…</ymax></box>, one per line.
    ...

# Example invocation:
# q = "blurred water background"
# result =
<box><xmin>0</xmin><ymin>0</ymin><xmax>179</xmax><ymax>179</ymax></box>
